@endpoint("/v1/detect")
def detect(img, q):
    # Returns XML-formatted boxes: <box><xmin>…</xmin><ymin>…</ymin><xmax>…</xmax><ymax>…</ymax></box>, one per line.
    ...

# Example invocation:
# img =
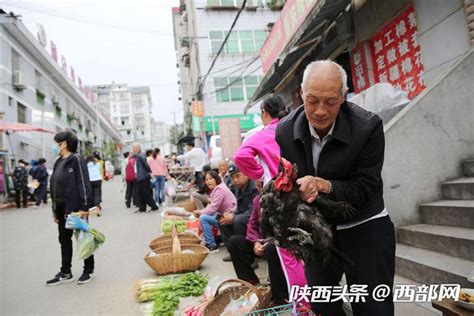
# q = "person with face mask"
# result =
<box><xmin>47</xmin><ymin>130</ymin><xmax>95</xmax><ymax>286</ymax></box>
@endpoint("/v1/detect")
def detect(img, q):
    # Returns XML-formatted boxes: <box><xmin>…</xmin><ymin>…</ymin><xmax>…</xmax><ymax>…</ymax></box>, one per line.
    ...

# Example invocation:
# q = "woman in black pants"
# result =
<box><xmin>47</xmin><ymin>131</ymin><xmax>95</xmax><ymax>286</ymax></box>
<box><xmin>86</xmin><ymin>155</ymin><xmax>103</xmax><ymax>213</ymax></box>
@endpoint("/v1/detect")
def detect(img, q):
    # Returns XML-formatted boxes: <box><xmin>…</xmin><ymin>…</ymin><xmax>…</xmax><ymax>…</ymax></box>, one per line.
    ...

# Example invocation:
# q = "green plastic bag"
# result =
<box><xmin>74</xmin><ymin>230</ymin><xmax>98</xmax><ymax>260</ymax></box>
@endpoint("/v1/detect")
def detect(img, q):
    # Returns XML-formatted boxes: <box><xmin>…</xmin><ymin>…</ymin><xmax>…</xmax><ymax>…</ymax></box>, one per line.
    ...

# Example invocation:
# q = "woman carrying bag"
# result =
<box><xmin>47</xmin><ymin>131</ymin><xmax>95</xmax><ymax>286</ymax></box>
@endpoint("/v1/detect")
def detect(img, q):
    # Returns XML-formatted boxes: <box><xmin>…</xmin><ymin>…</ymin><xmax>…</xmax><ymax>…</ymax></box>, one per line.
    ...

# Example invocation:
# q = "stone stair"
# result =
<box><xmin>395</xmin><ymin>158</ymin><xmax>474</xmax><ymax>288</ymax></box>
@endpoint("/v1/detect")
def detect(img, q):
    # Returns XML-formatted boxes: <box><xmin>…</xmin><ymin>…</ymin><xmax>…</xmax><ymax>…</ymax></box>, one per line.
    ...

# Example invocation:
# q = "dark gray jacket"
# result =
<box><xmin>276</xmin><ymin>102</ymin><xmax>385</xmax><ymax>224</ymax></box>
<box><xmin>135</xmin><ymin>152</ymin><xmax>151</xmax><ymax>182</ymax></box>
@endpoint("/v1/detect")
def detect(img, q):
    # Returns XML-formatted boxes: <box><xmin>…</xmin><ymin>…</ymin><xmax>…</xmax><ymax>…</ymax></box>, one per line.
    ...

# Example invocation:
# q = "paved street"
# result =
<box><xmin>0</xmin><ymin>178</ymin><xmax>439</xmax><ymax>315</ymax></box>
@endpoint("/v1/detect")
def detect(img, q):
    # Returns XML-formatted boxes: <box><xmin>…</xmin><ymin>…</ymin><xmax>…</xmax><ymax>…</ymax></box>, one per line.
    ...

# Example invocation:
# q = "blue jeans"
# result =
<box><xmin>200</xmin><ymin>214</ymin><xmax>219</xmax><ymax>247</ymax></box>
<box><xmin>153</xmin><ymin>176</ymin><xmax>166</xmax><ymax>204</ymax></box>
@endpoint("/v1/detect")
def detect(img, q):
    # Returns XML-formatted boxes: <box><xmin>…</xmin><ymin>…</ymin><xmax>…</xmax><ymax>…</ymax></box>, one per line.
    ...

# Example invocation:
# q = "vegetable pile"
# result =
<box><xmin>135</xmin><ymin>273</ymin><xmax>208</xmax><ymax>316</ymax></box>
<box><xmin>161</xmin><ymin>220</ymin><xmax>187</xmax><ymax>234</ymax></box>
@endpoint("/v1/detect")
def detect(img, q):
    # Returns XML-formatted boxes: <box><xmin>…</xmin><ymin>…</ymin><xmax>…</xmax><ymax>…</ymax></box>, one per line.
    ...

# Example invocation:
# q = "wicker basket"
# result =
<box><xmin>177</xmin><ymin>199</ymin><xmax>196</xmax><ymax>212</ymax></box>
<box><xmin>144</xmin><ymin>237</ymin><xmax>209</xmax><ymax>275</ymax></box>
<box><xmin>149</xmin><ymin>233</ymin><xmax>201</xmax><ymax>251</ymax></box>
<box><xmin>202</xmin><ymin>279</ymin><xmax>271</xmax><ymax>316</ymax></box>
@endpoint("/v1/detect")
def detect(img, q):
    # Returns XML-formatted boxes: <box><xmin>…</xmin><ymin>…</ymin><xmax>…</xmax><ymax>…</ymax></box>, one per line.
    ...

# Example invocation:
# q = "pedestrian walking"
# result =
<box><xmin>124</xmin><ymin>152</ymin><xmax>137</xmax><ymax>208</ymax></box>
<box><xmin>86</xmin><ymin>155</ymin><xmax>103</xmax><ymax>213</ymax></box>
<box><xmin>132</xmin><ymin>143</ymin><xmax>158</xmax><ymax>213</ymax></box>
<box><xmin>148</xmin><ymin>148</ymin><xmax>169</xmax><ymax>206</ymax></box>
<box><xmin>47</xmin><ymin>130</ymin><xmax>95</xmax><ymax>285</ymax></box>
<box><xmin>33</xmin><ymin>158</ymin><xmax>48</xmax><ymax>208</ymax></box>
<box><xmin>12</xmin><ymin>159</ymin><xmax>29</xmax><ymax>208</ymax></box>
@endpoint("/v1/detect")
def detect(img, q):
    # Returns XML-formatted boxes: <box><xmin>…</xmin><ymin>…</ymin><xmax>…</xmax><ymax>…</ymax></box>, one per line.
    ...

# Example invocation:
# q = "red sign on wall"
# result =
<box><xmin>350</xmin><ymin>42</ymin><xmax>371</xmax><ymax>93</ymax></box>
<box><xmin>369</xmin><ymin>5</ymin><xmax>425</xmax><ymax>99</ymax></box>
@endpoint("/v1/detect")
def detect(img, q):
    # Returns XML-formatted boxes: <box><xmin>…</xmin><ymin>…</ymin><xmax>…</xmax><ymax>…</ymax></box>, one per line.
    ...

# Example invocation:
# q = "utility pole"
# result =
<box><xmin>171</xmin><ymin>112</ymin><xmax>178</xmax><ymax>152</ymax></box>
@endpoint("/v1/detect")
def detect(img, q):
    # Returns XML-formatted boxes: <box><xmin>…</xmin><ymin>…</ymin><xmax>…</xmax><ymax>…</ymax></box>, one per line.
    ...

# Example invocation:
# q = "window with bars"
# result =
<box><xmin>214</xmin><ymin>76</ymin><xmax>262</xmax><ymax>102</ymax></box>
<box><xmin>209</xmin><ymin>30</ymin><xmax>267</xmax><ymax>55</ymax></box>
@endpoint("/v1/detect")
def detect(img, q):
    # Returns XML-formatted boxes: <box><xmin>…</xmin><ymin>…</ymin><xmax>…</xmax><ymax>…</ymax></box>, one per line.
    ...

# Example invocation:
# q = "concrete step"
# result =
<box><xmin>462</xmin><ymin>158</ymin><xmax>474</xmax><ymax>177</ymax></box>
<box><xmin>397</xmin><ymin>224</ymin><xmax>474</xmax><ymax>261</ymax></box>
<box><xmin>419</xmin><ymin>200</ymin><xmax>474</xmax><ymax>228</ymax></box>
<box><xmin>396</xmin><ymin>244</ymin><xmax>474</xmax><ymax>289</ymax></box>
<box><xmin>441</xmin><ymin>177</ymin><xmax>474</xmax><ymax>200</ymax></box>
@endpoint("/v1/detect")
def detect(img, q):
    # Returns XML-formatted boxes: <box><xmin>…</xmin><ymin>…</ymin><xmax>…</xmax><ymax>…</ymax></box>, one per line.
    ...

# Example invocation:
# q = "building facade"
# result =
<box><xmin>172</xmin><ymin>0</ymin><xmax>283</xmax><ymax>147</ymax></box>
<box><xmin>0</xmin><ymin>12</ymin><xmax>120</xmax><ymax>169</ymax></box>
<box><xmin>91</xmin><ymin>84</ymin><xmax>156</xmax><ymax>152</ymax></box>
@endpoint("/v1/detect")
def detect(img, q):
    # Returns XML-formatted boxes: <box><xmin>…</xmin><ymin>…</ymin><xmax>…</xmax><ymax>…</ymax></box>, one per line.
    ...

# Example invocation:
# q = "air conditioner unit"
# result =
<box><xmin>52</xmin><ymin>96</ymin><xmax>59</xmax><ymax>105</ymax></box>
<box><xmin>13</xmin><ymin>71</ymin><xmax>25</xmax><ymax>89</ymax></box>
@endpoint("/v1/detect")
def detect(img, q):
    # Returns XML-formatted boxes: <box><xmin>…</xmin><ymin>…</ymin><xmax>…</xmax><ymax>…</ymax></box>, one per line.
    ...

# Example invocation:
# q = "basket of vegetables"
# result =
<box><xmin>144</xmin><ymin>236</ymin><xmax>209</xmax><ymax>275</ymax></box>
<box><xmin>149</xmin><ymin>232</ymin><xmax>201</xmax><ymax>251</ymax></box>
<box><xmin>201</xmin><ymin>278</ymin><xmax>271</xmax><ymax>316</ymax></box>
<box><xmin>162</xmin><ymin>219</ymin><xmax>188</xmax><ymax>234</ymax></box>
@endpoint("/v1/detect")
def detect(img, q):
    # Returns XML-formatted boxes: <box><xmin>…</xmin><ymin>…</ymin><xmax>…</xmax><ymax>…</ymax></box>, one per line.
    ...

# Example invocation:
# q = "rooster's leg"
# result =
<box><xmin>287</xmin><ymin>227</ymin><xmax>314</xmax><ymax>246</ymax></box>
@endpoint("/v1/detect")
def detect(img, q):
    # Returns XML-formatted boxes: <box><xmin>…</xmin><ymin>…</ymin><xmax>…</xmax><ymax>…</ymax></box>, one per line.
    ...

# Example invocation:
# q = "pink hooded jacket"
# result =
<box><xmin>233</xmin><ymin>118</ymin><xmax>280</xmax><ymax>185</ymax></box>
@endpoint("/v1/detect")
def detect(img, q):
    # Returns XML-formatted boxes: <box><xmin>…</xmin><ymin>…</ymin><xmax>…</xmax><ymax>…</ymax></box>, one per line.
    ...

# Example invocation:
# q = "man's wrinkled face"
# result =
<box><xmin>218</xmin><ymin>160</ymin><xmax>229</xmax><ymax>174</ymax></box>
<box><xmin>301</xmin><ymin>71</ymin><xmax>346</xmax><ymax>135</ymax></box>
<box><xmin>231</xmin><ymin>171</ymin><xmax>248</xmax><ymax>189</ymax></box>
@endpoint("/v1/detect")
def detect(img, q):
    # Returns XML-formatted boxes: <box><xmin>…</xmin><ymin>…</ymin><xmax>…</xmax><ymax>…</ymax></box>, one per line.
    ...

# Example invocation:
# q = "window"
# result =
<box><xmin>206</xmin><ymin>0</ymin><xmax>246</xmax><ymax>7</ymax></box>
<box><xmin>209</xmin><ymin>30</ymin><xmax>268</xmax><ymax>55</ymax></box>
<box><xmin>214</xmin><ymin>76</ymin><xmax>262</xmax><ymax>102</ymax></box>
<box><xmin>120</xmin><ymin>104</ymin><xmax>129</xmax><ymax>114</ymax></box>
<box><xmin>35</xmin><ymin>70</ymin><xmax>45</xmax><ymax>93</ymax></box>
<box><xmin>11</xmin><ymin>49</ymin><xmax>21</xmax><ymax>72</ymax></box>
<box><xmin>36</xmin><ymin>93</ymin><xmax>45</xmax><ymax>106</ymax></box>
<box><xmin>17</xmin><ymin>103</ymin><xmax>26</xmax><ymax>123</ymax></box>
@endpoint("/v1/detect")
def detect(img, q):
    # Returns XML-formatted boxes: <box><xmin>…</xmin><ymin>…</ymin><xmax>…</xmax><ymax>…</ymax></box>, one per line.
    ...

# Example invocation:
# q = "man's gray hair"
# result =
<box><xmin>301</xmin><ymin>60</ymin><xmax>348</xmax><ymax>96</ymax></box>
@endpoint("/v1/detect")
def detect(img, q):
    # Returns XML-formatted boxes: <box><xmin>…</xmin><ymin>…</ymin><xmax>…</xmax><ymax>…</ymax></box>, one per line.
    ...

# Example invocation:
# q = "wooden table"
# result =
<box><xmin>432</xmin><ymin>299</ymin><xmax>473</xmax><ymax>316</ymax></box>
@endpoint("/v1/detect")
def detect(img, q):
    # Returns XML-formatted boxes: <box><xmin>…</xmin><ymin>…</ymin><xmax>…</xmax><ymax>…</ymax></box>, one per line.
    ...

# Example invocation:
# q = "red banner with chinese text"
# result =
<box><xmin>350</xmin><ymin>42</ymin><xmax>370</xmax><ymax>93</ymax></box>
<box><xmin>369</xmin><ymin>5</ymin><xmax>425</xmax><ymax>99</ymax></box>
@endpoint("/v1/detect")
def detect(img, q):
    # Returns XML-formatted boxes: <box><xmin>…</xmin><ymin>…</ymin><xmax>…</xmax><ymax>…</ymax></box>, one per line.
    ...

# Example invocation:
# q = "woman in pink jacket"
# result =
<box><xmin>233</xmin><ymin>95</ymin><xmax>287</xmax><ymax>187</ymax></box>
<box><xmin>233</xmin><ymin>95</ymin><xmax>308</xmax><ymax>304</ymax></box>
<box><xmin>194</xmin><ymin>170</ymin><xmax>237</xmax><ymax>252</ymax></box>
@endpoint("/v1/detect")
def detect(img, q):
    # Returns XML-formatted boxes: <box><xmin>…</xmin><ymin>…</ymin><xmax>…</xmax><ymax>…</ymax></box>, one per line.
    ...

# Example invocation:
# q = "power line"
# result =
<box><xmin>197</xmin><ymin>0</ymin><xmax>247</xmax><ymax>97</ymax></box>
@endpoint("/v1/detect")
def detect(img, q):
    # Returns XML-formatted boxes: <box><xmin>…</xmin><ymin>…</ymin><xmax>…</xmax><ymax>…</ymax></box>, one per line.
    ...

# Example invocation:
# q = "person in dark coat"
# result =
<box><xmin>275</xmin><ymin>60</ymin><xmax>395</xmax><ymax>315</ymax></box>
<box><xmin>47</xmin><ymin>131</ymin><xmax>95</xmax><ymax>286</ymax></box>
<box><xmin>132</xmin><ymin>143</ymin><xmax>158</xmax><ymax>213</ymax></box>
<box><xmin>33</xmin><ymin>158</ymin><xmax>48</xmax><ymax>207</ymax></box>
<box><xmin>12</xmin><ymin>159</ymin><xmax>29</xmax><ymax>208</ymax></box>
<box><xmin>219</xmin><ymin>165</ymin><xmax>258</xmax><ymax>261</ymax></box>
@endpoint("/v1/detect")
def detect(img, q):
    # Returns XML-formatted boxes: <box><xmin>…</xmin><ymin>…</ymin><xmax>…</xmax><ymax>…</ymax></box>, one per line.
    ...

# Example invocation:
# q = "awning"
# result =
<box><xmin>244</xmin><ymin>0</ymin><xmax>350</xmax><ymax>113</ymax></box>
<box><xmin>0</xmin><ymin>120</ymin><xmax>54</xmax><ymax>133</ymax></box>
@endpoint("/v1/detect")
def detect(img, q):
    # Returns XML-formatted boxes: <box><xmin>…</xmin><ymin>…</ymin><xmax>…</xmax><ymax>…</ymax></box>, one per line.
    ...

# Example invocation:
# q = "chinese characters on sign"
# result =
<box><xmin>349</xmin><ymin>42</ymin><xmax>370</xmax><ymax>93</ymax></box>
<box><xmin>192</xmin><ymin>101</ymin><xmax>204</xmax><ymax>117</ymax></box>
<box><xmin>368</xmin><ymin>5</ymin><xmax>425</xmax><ymax>99</ymax></box>
<box><xmin>218</xmin><ymin>118</ymin><xmax>241</xmax><ymax>160</ymax></box>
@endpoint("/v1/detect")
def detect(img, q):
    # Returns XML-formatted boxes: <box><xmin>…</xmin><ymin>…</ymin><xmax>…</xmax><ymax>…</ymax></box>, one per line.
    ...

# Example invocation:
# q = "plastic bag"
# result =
<box><xmin>166</xmin><ymin>179</ymin><xmax>177</xmax><ymax>197</ymax></box>
<box><xmin>75</xmin><ymin>230</ymin><xmax>98</xmax><ymax>260</ymax></box>
<box><xmin>65</xmin><ymin>214</ymin><xmax>90</xmax><ymax>231</ymax></box>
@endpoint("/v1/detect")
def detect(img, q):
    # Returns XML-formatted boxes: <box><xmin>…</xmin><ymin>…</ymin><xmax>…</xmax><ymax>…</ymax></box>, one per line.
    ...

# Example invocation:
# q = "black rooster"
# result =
<box><xmin>260</xmin><ymin>157</ymin><xmax>356</xmax><ymax>265</ymax></box>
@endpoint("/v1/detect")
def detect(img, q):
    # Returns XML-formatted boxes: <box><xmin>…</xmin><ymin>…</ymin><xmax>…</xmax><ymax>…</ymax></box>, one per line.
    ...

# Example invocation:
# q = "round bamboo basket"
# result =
<box><xmin>144</xmin><ymin>238</ymin><xmax>209</xmax><ymax>275</ymax></box>
<box><xmin>202</xmin><ymin>279</ymin><xmax>271</xmax><ymax>315</ymax></box>
<box><xmin>149</xmin><ymin>233</ymin><xmax>201</xmax><ymax>251</ymax></box>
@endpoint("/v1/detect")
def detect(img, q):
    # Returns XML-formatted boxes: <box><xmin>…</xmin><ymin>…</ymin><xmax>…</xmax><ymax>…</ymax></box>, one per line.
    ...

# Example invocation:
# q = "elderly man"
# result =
<box><xmin>276</xmin><ymin>60</ymin><xmax>395</xmax><ymax>315</ymax></box>
<box><xmin>218</xmin><ymin>159</ymin><xmax>232</xmax><ymax>188</ymax></box>
<box><xmin>132</xmin><ymin>143</ymin><xmax>158</xmax><ymax>213</ymax></box>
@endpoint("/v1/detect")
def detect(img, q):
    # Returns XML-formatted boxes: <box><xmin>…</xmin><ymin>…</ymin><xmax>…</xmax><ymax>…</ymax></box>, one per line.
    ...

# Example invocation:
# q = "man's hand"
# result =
<box><xmin>253</xmin><ymin>241</ymin><xmax>268</xmax><ymax>257</ymax></box>
<box><xmin>219</xmin><ymin>213</ymin><xmax>233</xmax><ymax>225</ymax></box>
<box><xmin>53</xmin><ymin>215</ymin><xmax>59</xmax><ymax>224</ymax></box>
<box><xmin>296</xmin><ymin>176</ymin><xmax>330</xmax><ymax>203</ymax></box>
<box><xmin>78</xmin><ymin>211</ymin><xmax>89</xmax><ymax>219</ymax></box>
<box><xmin>193</xmin><ymin>210</ymin><xmax>201</xmax><ymax>218</ymax></box>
